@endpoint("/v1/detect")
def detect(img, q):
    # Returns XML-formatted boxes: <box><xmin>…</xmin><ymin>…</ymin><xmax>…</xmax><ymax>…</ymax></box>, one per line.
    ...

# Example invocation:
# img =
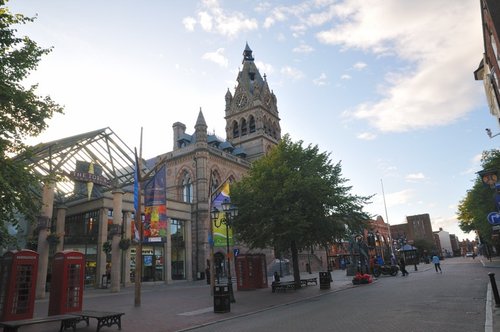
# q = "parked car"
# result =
<box><xmin>465</xmin><ymin>252</ymin><xmax>474</xmax><ymax>257</ymax></box>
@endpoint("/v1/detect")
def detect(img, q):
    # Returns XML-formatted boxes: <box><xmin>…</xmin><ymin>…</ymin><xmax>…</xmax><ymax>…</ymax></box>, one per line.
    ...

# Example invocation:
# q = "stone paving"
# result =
<box><xmin>22</xmin><ymin>257</ymin><xmax>500</xmax><ymax>332</ymax></box>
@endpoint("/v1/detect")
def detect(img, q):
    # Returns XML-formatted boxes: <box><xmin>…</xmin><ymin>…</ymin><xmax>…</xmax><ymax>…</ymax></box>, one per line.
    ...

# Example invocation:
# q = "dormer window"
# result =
<box><xmin>249</xmin><ymin>72</ymin><xmax>255</xmax><ymax>81</ymax></box>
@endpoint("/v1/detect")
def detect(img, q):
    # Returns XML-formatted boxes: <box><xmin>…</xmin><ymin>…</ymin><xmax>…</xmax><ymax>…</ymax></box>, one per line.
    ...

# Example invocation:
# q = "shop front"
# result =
<box><xmin>130</xmin><ymin>246</ymin><xmax>165</xmax><ymax>282</ymax></box>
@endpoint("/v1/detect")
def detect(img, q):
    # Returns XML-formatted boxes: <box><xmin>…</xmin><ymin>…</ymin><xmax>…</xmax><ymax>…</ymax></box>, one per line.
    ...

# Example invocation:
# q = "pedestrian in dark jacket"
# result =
<box><xmin>399</xmin><ymin>258</ymin><xmax>409</xmax><ymax>276</ymax></box>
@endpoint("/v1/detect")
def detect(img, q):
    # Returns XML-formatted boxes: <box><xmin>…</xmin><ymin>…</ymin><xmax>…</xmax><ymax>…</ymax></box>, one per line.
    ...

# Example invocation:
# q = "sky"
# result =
<box><xmin>7</xmin><ymin>0</ymin><xmax>497</xmax><ymax>241</ymax></box>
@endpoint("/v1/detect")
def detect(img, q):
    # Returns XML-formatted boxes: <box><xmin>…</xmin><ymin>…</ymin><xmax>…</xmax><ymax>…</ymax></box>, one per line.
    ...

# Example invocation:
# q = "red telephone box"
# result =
<box><xmin>0</xmin><ymin>250</ymin><xmax>39</xmax><ymax>321</ymax></box>
<box><xmin>235</xmin><ymin>254</ymin><xmax>268</xmax><ymax>290</ymax></box>
<box><xmin>48</xmin><ymin>251</ymin><xmax>85</xmax><ymax>316</ymax></box>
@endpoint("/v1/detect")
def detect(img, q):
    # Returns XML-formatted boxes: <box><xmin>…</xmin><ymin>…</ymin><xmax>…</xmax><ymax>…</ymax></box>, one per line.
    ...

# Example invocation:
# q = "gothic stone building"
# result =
<box><xmin>161</xmin><ymin>43</ymin><xmax>281</xmax><ymax>281</ymax></box>
<box><xmin>30</xmin><ymin>44</ymin><xmax>282</xmax><ymax>291</ymax></box>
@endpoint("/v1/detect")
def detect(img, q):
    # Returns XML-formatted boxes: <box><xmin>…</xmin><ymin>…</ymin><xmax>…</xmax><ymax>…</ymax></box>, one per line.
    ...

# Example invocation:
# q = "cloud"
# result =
<box><xmin>256</xmin><ymin>61</ymin><xmax>274</xmax><ymax>76</ymax></box>
<box><xmin>385</xmin><ymin>189</ymin><xmax>414</xmax><ymax>208</ymax></box>
<box><xmin>313</xmin><ymin>73</ymin><xmax>327</xmax><ymax>86</ymax></box>
<box><xmin>341</xmin><ymin>74</ymin><xmax>351</xmax><ymax>80</ymax></box>
<box><xmin>202</xmin><ymin>48</ymin><xmax>228</xmax><ymax>67</ymax></box>
<box><xmin>182</xmin><ymin>17</ymin><xmax>196</xmax><ymax>31</ymax></box>
<box><xmin>357</xmin><ymin>132</ymin><xmax>376</xmax><ymax>140</ymax></box>
<box><xmin>281</xmin><ymin>66</ymin><xmax>304</xmax><ymax>80</ymax></box>
<box><xmin>183</xmin><ymin>0</ymin><xmax>258</xmax><ymax>38</ymax></box>
<box><xmin>293</xmin><ymin>43</ymin><xmax>314</xmax><ymax>53</ymax></box>
<box><xmin>353</xmin><ymin>62</ymin><xmax>367</xmax><ymax>70</ymax></box>
<box><xmin>315</xmin><ymin>0</ymin><xmax>483</xmax><ymax>132</ymax></box>
<box><xmin>405</xmin><ymin>172</ymin><xmax>425</xmax><ymax>181</ymax></box>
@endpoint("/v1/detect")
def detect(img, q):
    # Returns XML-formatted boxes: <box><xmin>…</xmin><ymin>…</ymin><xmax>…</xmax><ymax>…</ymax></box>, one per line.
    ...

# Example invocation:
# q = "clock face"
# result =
<box><xmin>235</xmin><ymin>93</ymin><xmax>248</xmax><ymax>108</ymax></box>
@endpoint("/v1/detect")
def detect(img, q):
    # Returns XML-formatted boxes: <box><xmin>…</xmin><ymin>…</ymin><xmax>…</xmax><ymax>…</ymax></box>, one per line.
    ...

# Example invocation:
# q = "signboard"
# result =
<box><xmin>487</xmin><ymin>212</ymin><xmax>500</xmax><ymax>225</ymax></box>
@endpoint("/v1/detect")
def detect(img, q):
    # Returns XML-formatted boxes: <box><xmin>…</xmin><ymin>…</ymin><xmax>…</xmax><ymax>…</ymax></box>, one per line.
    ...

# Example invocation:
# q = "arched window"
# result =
<box><xmin>241</xmin><ymin>118</ymin><xmax>247</xmax><ymax>136</ymax></box>
<box><xmin>232</xmin><ymin>121</ymin><xmax>239</xmax><ymax>138</ymax></box>
<box><xmin>249</xmin><ymin>116</ymin><xmax>256</xmax><ymax>133</ymax></box>
<box><xmin>210</xmin><ymin>170</ymin><xmax>221</xmax><ymax>193</ymax></box>
<box><xmin>182</xmin><ymin>170</ymin><xmax>193</xmax><ymax>203</ymax></box>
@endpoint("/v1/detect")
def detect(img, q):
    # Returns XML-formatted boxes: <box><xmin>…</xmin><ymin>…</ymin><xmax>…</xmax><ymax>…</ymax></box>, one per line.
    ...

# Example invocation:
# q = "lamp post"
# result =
<box><xmin>210</xmin><ymin>199</ymin><xmax>238</xmax><ymax>303</ymax></box>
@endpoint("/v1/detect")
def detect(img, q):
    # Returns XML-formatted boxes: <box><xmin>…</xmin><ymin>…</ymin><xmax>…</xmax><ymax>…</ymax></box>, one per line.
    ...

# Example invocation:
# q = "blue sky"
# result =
<box><xmin>8</xmin><ymin>0</ymin><xmax>496</xmax><ymax>241</ymax></box>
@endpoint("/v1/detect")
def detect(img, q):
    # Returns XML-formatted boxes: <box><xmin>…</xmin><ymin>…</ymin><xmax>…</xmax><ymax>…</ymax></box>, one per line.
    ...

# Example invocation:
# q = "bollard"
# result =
<box><xmin>488</xmin><ymin>272</ymin><xmax>500</xmax><ymax>307</ymax></box>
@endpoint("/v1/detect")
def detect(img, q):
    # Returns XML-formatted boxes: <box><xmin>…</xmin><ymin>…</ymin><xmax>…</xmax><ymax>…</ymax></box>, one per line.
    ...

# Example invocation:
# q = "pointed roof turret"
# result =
<box><xmin>195</xmin><ymin>107</ymin><xmax>208</xmax><ymax>143</ymax></box>
<box><xmin>195</xmin><ymin>107</ymin><xmax>207</xmax><ymax>128</ymax></box>
<box><xmin>242</xmin><ymin>42</ymin><xmax>254</xmax><ymax>63</ymax></box>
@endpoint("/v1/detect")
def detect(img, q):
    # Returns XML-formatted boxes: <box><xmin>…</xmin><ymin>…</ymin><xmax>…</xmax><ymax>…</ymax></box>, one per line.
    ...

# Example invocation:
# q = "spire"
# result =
<box><xmin>195</xmin><ymin>107</ymin><xmax>207</xmax><ymax>128</ymax></box>
<box><xmin>242</xmin><ymin>42</ymin><xmax>254</xmax><ymax>63</ymax></box>
<box><xmin>195</xmin><ymin>107</ymin><xmax>207</xmax><ymax>143</ymax></box>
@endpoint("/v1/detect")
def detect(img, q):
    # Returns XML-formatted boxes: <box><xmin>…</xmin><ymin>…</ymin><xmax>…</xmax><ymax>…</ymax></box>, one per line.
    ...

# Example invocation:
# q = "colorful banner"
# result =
<box><xmin>142</xmin><ymin>165</ymin><xmax>168</xmax><ymax>242</ymax></box>
<box><xmin>211</xmin><ymin>180</ymin><xmax>234</xmax><ymax>247</ymax></box>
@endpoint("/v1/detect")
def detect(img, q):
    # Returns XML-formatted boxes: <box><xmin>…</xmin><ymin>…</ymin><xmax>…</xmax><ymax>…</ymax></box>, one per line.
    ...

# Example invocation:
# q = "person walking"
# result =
<box><xmin>432</xmin><ymin>254</ymin><xmax>442</xmax><ymax>273</ymax></box>
<box><xmin>399</xmin><ymin>257</ymin><xmax>409</xmax><ymax>276</ymax></box>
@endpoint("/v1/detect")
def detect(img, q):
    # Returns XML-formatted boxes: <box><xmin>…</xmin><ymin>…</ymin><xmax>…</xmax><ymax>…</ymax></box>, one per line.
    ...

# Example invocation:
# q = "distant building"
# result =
<box><xmin>390</xmin><ymin>213</ymin><xmax>434</xmax><ymax>249</ymax></box>
<box><xmin>435</xmin><ymin>228</ymin><xmax>453</xmax><ymax>258</ymax></box>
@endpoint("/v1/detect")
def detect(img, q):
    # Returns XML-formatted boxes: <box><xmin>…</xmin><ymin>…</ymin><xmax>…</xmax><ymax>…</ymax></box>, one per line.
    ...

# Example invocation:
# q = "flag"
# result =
<box><xmin>211</xmin><ymin>179</ymin><xmax>233</xmax><ymax>247</ymax></box>
<box><xmin>134</xmin><ymin>155</ymin><xmax>139</xmax><ymax>213</ymax></box>
<box><xmin>143</xmin><ymin>164</ymin><xmax>167</xmax><ymax>242</ymax></box>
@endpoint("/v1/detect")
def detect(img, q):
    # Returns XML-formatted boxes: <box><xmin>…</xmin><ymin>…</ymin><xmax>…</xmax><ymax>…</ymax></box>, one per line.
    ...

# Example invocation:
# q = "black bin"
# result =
<box><xmin>319</xmin><ymin>272</ymin><xmax>331</xmax><ymax>290</ymax></box>
<box><xmin>214</xmin><ymin>285</ymin><xmax>230</xmax><ymax>313</ymax></box>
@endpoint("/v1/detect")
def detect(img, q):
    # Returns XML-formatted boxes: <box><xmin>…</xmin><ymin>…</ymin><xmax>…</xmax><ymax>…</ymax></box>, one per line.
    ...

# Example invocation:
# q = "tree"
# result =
<box><xmin>230</xmin><ymin>134</ymin><xmax>372</xmax><ymax>287</ymax></box>
<box><xmin>0</xmin><ymin>1</ymin><xmax>63</xmax><ymax>247</ymax></box>
<box><xmin>457</xmin><ymin>149</ymin><xmax>500</xmax><ymax>254</ymax></box>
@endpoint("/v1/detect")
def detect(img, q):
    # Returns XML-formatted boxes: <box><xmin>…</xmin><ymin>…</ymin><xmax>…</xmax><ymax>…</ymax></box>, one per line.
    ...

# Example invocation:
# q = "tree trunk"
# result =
<box><xmin>290</xmin><ymin>240</ymin><xmax>301</xmax><ymax>289</ymax></box>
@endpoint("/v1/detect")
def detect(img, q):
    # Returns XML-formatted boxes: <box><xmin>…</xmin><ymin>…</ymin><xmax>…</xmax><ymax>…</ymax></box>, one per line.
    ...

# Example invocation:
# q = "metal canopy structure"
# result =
<box><xmin>20</xmin><ymin>127</ymin><xmax>140</xmax><ymax>204</ymax></box>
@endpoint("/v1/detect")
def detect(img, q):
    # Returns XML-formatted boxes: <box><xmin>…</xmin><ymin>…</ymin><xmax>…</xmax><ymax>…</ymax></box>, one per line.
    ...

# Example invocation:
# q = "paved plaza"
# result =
<box><xmin>22</xmin><ymin>257</ymin><xmax>500</xmax><ymax>332</ymax></box>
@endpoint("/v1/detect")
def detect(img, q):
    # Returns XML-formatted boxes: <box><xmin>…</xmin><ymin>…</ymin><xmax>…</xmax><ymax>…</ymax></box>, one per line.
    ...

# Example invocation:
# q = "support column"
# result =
<box><xmin>55</xmin><ymin>206</ymin><xmax>67</xmax><ymax>253</ymax></box>
<box><xmin>123</xmin><ymin>212</ymin><xmax>132</xmax><ymax>287</ymax></box>
<box><xmin>35</xmin><ymin>181</ymin><xmax>55</xmax><ymax>299</ymax></box>
<box><xmin>97</xmin><ymin>208</ymin><xmax>108</xmax><ymax>288</ymax></box>
<box><xmin>165</xmin><ymin>219</ymin><xmax>172</xmax><ymax>284</ymax></box>
<box><xmin>111</xmin><ymin>189</ymin><xmax>124</xmax><ymax>292</ymax></box>
<box><xmin>185</xmin><ymin>219</ymin><xmax>193</xmax><ymax>281</ymax></box>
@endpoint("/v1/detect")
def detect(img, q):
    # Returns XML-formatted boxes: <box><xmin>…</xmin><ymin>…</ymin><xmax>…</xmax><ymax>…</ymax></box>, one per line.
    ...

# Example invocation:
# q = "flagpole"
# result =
<box><xmin>381</xmin><ymin>179</ymin><xmax>394</xmax><ymax>256</ymax></box>
<box><xmin>134</xmin><ymin>128</ymin><xmax>144</xmax><ymax>307</ymax></box>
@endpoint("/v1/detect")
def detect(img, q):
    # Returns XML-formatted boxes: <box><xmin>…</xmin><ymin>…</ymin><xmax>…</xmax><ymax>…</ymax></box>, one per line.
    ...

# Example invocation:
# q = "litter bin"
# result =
<box><xmin>214</xmin><ymin>285</ymin><xmax>230</xmax><ymax>313</ymax></box>
<box><xmin>319</xmin><ymin>271</ymin><xmax>331</xmax><ymax>290</ymax></box>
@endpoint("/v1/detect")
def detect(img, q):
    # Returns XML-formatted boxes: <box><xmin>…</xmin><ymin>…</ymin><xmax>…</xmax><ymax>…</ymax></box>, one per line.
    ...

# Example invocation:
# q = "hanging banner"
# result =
<box><xmin>142</xmin><ymin>165</ymin><xmax>168</xmax><ymax>243</ymax></box>
<box><xmin>211</xmin><ymin>180</ymin><xmax>234</xmax><ymax>247</ymax></box>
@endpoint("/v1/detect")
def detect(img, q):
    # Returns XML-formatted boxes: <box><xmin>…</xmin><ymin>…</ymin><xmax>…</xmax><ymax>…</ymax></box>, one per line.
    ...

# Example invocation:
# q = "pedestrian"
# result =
<box><xmin>273</xmin><ymin>271</ymin><xmax>280</xmax><ymax>283</ymax></box>
<box><xmin>432</xmin><ymin>254</ymin><xmax>442</xmax><ymax>273</ymax></box>
<box><xmin>399</xmin><ymin>257</ymin><xmax>409</xmax><ymax>276</ymax></box>
<box><xmin>390</xmin><ymin>254</ymin><xmax>397</xmax><ymax>266</ymax></box>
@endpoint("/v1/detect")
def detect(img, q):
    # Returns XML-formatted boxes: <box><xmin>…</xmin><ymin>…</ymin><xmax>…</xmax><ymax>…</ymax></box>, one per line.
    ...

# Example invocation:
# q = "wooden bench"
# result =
<box><xmin>271</xmin><ymin>281</ymin><xmax>296</xmax><ymax>293</ymax></box>
<box><xmin>300</xmin><ymin>277</ymin><xmax>318</xmax><ymax>286</ymax></box>
<box><xmin>69</xmin><ymin>310</ymin><xmax>124</xmax><ymax>332</ymax></box>
<box><xmin>0</xmin><ymin>314</ymin><xmax>79</xmax><ymax>332</ymax></box>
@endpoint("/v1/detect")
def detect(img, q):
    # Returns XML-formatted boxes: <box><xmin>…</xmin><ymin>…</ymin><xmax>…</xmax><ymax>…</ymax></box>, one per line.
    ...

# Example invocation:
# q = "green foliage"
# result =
<box><xmin>231</xmin><ymin>134</ymin><xmax>373</xmax><ymax>256</ymax></box>
<box><xmin>102</xmin><ymin>241</ymin><xmax>112</xmax><ymax>254</ymax></box>
<box><xmin>0</xmin><ymin>1</ymin><xmax>63</xmax><ymax>242</ymax></box>
<box><xmin>413</xmin><ymin>238</ymin><xmax>435</xmax><ymax>257</ymax></box>
<box><xmin>457</xmin><ymin>150</ymin><xmax>500</xmax><ymax>247</ymax></box>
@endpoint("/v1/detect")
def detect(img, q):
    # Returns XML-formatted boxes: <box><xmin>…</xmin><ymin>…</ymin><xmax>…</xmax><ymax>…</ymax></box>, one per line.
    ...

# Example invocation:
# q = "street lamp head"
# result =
<box><xmin>486</xmin><ymin>128</ymin><xmax>492</xmax><ymax>138</ymax></box>
<box><xmin>210</xmin><ymin>206</ymin><xmax>219</xmax><ymax>221</ymax></box>
<box><xmin>222</xmin><ymin>198</ymin><xmax>231</xmax><ymax>212</ymax></box>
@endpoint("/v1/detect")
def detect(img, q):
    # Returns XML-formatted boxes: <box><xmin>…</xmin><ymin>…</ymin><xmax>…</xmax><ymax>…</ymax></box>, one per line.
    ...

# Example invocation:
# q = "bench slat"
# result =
<box><xmin>0</xmin><ymin>314</ymin><xmax>78</xmax><ymax>332</ymax></box>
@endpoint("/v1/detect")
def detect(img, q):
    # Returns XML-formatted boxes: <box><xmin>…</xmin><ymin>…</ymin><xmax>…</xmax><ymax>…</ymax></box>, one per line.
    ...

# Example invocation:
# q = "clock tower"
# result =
<box><xmin>225</xmin><ymin>43</ymin><xmax>281</xmax><ymax>161</ymax></box>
